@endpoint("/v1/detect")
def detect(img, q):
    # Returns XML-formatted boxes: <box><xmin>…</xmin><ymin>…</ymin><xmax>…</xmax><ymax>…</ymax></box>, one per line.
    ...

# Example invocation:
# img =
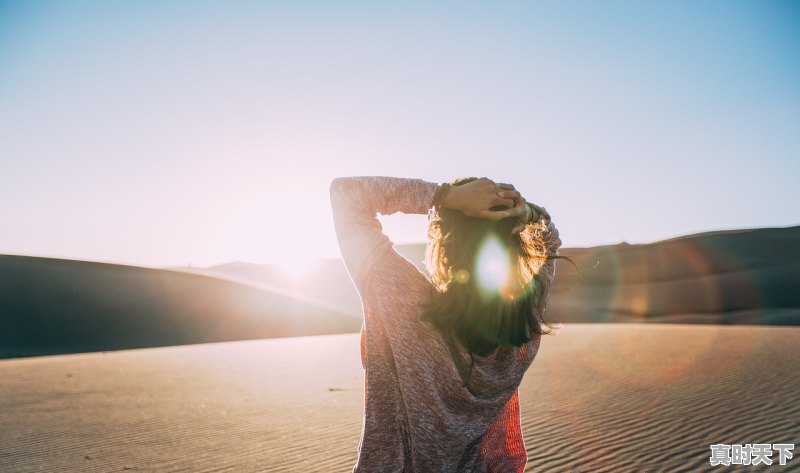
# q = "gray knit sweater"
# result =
<box><xmin>330</xmin><ymin>176</ymin><xmax>561</xmax><ymax>473</ymax></box>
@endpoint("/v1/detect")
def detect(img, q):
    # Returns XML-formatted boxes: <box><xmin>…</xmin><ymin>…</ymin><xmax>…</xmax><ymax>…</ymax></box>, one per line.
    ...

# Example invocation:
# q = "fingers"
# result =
<box><xmin>496</xmin><ymin>189</ymin><xmax>519</xmax><ymax>199</ymax></box>
<box><xmin>496</xmin><ymin>183</ymin><xmax>516</xmax><ymax>191</ymax></box>
<box><xmin>477</xmin><ymin>210</ymin><xmax>507</xmax><ymax>221</ymax></box>
<box><xmin>491</xmin><ymin>196</ymin><xmax>516</xmax><ymax>208</ymax></box>
<box><xmin>507</xmin><ymin>205</ymin><xmax>528</xmax><ymax>218</ymax></box>
<box><xmin>496</xmin><ymin>189</ymin><xmax>525</xmax><ymax>207</ymax></box>
<box><xmin>478</xmin><ymin>204</ymin><xmax>529</xmax><ymax>221</ymax></box>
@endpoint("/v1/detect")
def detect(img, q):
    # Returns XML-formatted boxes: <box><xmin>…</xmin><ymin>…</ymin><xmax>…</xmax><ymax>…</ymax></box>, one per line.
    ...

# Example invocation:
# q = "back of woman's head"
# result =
<box><xmin>420</xmin><ymin>176</ymin><xmax>560</xmax><ymax>357</ymax></box>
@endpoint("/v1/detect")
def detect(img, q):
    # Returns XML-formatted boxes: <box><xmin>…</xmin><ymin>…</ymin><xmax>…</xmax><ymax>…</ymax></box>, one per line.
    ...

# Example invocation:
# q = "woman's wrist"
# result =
<box><xmin>527</xmin><ymin>202</ymin><xmax>551</xmax><ymax>224</ymax></box>
<box><xmin>525</xmin><ymin>202</ymin><xmax>538</xmax><ymax>223</ymax></box>
<box><xmin>432</xmin><ymin>183</ymin><xmax>452</xmax><ymax>210</ymax></box>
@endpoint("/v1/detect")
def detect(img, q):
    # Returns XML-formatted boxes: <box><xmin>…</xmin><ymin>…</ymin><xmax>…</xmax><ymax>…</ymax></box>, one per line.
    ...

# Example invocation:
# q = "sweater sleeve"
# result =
<box><xmin>330</xmin><ymin>176</ymin><xmax>440</xmax><ymax>296</ymax></box>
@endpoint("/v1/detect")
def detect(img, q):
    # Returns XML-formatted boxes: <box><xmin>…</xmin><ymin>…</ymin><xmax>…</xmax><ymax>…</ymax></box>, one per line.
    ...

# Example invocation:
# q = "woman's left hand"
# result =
<box><xmin>444</xmin><ymin>178</ymin><xmax>529</xmax><ymax>222</ymax></box>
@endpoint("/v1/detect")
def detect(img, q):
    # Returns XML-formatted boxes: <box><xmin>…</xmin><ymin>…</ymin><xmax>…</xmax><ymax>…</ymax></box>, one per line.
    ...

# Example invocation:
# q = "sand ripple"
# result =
<box><xmin>1</xmin><ymin>325</ymin><xmax>798</xmax><ymax>472</ymax></box>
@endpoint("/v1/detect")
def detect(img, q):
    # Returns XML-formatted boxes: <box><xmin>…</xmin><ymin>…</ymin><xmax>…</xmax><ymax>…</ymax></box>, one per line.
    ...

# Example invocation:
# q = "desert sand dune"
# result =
<box><xmin>181</xmin><ymin>258</ymin><xmax>365</xmax><ymax>317</ymax></box>
<box><xmin>183</xmin><ymin>225</ymin><xmax>800</xmax><ymax>326</ymax></box>
<box><xmin>0</xmin><ymin>255</ymin><xmax>360</xmax><ymax>359</ymax></box>
<box><xmin>2</xmin><ymin>225</ymin><xmax>797</xmax><ymax>360</ymax></box>
<box><xmin>545</xmin><ymin>225</ymin><xmax>800</xmax><ymax>325</ymax></box>
<box><xmin>1</xmin><ymin>324</ymin><xmax>798</xmax><ymax>472</ymax></box>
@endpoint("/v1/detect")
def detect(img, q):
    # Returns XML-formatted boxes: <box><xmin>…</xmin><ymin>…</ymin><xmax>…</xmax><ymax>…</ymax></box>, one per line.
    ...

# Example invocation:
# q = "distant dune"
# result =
<box><xmin>0</xmin><ymin>255</ymin><xmax>360</xmax><ymax>359</ymax></box>
<box><xmin>1</xmin><ymin>324</ymin><xmax>798</xmax><ymax>472</ymax></box>
<box><xmin>175</xmin><ymin>258</ymin><xmax>365</xmax><ymax>317</ymax></box>
<box><xmin>187</xmin><ymin>225</ymin><xmax>800</xmax><ymax>325</ymax></box>
<box><xmin>2</xmin><ymin>224</ymin><xmax>798</xmax><ymax>359</ymax></box>
<box><xmin>547</xmin><ymin>224</ymin><xmax>800</xmax><ymax>324</ymax></box>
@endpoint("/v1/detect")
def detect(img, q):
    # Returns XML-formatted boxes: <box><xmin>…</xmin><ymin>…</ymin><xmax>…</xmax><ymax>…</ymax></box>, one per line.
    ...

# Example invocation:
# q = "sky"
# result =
<box><xmin>1</xmin><ymin>0</ymin><xmax>798</xmax><ymax>271</ymax></box>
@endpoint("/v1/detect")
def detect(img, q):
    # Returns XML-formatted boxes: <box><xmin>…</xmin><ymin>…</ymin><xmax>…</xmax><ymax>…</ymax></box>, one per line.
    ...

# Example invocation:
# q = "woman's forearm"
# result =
<box><xmin>331</xmin><ymin>176</ymin><xmax>440</xmax><ymax>217</ymax></box>
<box><xmin>330</xmin><ymin>176</ymin><xmax>440</xmax><ymax>289</ymax></box>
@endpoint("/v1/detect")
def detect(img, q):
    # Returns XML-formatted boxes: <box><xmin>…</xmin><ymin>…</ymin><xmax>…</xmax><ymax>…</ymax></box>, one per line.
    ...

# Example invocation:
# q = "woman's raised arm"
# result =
<box><xmin>329</xmin><ymin>176</ymin><xmax>534</xmax><ymax>295</ymax></box>
<box><xmin>329</xmin><ymin>176</ymin><xmax>441</xmax><ymax>295</ymax></box>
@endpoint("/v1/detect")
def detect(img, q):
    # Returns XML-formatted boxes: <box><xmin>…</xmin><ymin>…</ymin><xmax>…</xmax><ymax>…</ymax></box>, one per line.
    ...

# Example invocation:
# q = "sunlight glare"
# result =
<box><xmin>475</xmin><ymin>235</ymin><xmax>513</xmax><ymax>294</ymax></box>
<box><xmin>274</xmin><ymin>252</ymin><xmax>319</xmax><ymax>281</ymax></box>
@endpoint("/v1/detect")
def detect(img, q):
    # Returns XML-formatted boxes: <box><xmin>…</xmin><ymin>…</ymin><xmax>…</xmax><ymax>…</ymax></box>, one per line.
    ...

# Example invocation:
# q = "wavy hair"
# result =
<box><xmin>419</xmin><ymin>177</ymin><xmax>577</xmax><ymax>359</ymax></box>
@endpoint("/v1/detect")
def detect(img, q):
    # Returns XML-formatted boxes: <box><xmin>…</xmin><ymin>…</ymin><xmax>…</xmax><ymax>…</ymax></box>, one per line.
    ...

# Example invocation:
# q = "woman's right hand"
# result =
<box><xmin>500</xmin><ymin>187</ymin><xmax>551</xmax><ymax>234</ymax></box>
<box><xmin>495</xmin><ymin>183</ymin><xmax>534</xmax><ymax>234</ymax></box>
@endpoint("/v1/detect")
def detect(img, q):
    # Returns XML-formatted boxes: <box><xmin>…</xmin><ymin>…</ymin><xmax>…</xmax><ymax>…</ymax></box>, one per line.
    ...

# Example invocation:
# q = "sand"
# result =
<box><xmin>1</xmin><ymin>323</ymin><xmax>798</xmax><ymax>472</ymax></box>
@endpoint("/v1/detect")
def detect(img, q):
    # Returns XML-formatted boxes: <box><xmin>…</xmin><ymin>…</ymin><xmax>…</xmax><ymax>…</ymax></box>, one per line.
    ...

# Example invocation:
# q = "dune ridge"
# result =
<box><xmin>184</xmin><ymin>224</ymin><xmax>800</xmax><ymax>326</ymax></box>
<box><xmin>0</xmin><ymin>255</ymin><xmax>360</xmax><ymax>359</ymax></box>
<box><xmin>2</xmin><ymin>224</ymin><xmax>798</xmax><ymax>360</ymax></box>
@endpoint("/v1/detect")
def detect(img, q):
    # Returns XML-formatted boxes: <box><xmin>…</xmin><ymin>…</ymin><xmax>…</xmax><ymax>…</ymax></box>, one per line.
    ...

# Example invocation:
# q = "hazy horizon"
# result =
<box><xmin>3</xmin><ymin>221</ymin><xmax>796</xmax><ymax>272</ymax></box>
<box><xmin>2</xmin><ymin>1</ymin><xmax>798</xmax><ymax>271</ymax></box>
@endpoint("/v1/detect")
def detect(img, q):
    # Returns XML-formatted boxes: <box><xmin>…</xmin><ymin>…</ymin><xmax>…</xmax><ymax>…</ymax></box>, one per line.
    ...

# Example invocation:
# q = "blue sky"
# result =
<box><xmin>0</xmin><ymin>0</ymin><xmax>798</xmax><ymax>269</ymax></box>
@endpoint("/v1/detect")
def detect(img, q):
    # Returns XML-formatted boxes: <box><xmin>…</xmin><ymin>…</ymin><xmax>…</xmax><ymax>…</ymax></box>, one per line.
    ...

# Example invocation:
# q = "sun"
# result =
<box><xmin>273</xmin><ymin>252</ymin><xmax>320</xmax><ymax>281</ymax></box>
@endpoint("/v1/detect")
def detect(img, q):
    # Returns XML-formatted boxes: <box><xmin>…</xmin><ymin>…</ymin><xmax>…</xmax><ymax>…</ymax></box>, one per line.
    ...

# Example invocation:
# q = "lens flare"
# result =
<box><xmin>454</xmin><ymin>269</ymin><xmax>471</xmax><ymax>284</ymax></box>
<box><xmin>475</xmin><ymin>235</ymin><xmax>513</xmax><ymax>295</ymax></box>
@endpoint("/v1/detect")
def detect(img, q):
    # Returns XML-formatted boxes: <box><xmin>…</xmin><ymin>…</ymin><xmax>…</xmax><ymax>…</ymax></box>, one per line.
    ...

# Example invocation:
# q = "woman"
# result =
<box><xmin>330</xmin><ymin>176</ymin><xmax>564</xmax><ymax>473</ymax></box>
